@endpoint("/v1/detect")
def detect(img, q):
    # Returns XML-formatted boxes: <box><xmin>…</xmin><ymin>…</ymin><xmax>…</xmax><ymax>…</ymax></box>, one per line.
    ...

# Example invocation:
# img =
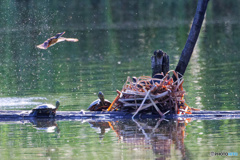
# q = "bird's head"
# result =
<box><xmin>55</xmin><ymin>31</ymin><xmax>65</xmax><ymax>38</ymax></box>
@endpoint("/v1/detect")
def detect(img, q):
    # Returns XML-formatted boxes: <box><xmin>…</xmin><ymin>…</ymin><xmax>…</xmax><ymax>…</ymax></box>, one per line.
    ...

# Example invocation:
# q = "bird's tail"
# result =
<box><xmin>36</xmin><ymin>43</ymin><xmax>48</xmax><ymax>49</ymax></box>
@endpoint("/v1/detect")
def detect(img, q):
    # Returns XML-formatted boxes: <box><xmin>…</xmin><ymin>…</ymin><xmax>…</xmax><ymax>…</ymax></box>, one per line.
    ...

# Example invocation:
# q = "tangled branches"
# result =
<box><xmin>109</xmin><ymin>70</ymin><xmax>193</xmax><ymax>117</ymax></box>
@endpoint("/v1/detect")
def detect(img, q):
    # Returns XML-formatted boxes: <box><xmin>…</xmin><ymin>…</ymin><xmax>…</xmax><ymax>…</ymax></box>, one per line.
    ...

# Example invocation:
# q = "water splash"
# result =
<box><xmin>0</xmin><ymin>97</ymin><xmax>47</xmax><ymax>109</ymax></box>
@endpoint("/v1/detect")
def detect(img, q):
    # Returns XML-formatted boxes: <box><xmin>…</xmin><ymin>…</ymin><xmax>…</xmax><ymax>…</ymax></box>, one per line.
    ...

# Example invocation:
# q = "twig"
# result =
<box><xmin>132</xmin><ymin>90</ymin><xmax>151</xmax><ymax>119</ymax></box>
<box><xmin>107</xmin><ymin>90</ymin><xmax>121</xmax><ymax>111</ymax></box>
<box><xmin>147</xmin><ymin>91</ymin><xmax>164</xmax><ymax>117</ymax></box>
<box><xmin>153</xmin><ymin>90</ymin><xmax>170</xmax><ymax>99</ymax></box>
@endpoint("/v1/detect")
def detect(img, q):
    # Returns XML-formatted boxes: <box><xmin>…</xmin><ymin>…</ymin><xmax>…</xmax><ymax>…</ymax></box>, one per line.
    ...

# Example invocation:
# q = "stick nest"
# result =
<box><xmin>110</xmin><ymin>70</ymin><xmax>192</xmax><ymax>116</ymax></box>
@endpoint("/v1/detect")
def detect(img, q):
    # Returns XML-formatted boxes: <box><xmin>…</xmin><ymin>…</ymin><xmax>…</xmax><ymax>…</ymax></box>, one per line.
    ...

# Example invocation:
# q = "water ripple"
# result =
<box><xmin>0</xmin><ymin>97</ymin><xmax>47</xmax><ymax>108</ymax></box>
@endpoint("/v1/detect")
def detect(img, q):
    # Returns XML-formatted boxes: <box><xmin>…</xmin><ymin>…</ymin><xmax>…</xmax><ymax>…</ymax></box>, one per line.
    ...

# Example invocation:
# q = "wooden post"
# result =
<box><xmin>174</xmin><ymin>0</ymin><xmax>209</xmax><ymax>80</ymax></box>
<box><xmin>151</xmin><ymin>50</ymin><xmax>169</xmax><ymax>77</ymax></box>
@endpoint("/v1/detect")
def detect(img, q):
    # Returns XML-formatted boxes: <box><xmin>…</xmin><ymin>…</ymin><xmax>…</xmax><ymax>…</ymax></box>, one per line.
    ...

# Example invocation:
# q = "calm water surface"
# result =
<box><xmin>0</xmin><ymin>0</ymin><xmax>240</xmax><ymax>159</ymax></box>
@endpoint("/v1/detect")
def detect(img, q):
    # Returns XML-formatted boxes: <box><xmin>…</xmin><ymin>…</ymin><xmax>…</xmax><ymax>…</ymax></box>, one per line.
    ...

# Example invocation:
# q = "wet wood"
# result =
<box><xmin>1</xmin><ymin>110</ymin><xmax>240</xmax><ymax>121</ymax></box>
<box><xmin>0</xmin><ymin>110</ymin><xmax>156</xmax><ymax>120</ymax></box>
<box><xmin>174</xmin><ymin>0</ymin><xmax>209</xmax><ymax>80</ymax></box>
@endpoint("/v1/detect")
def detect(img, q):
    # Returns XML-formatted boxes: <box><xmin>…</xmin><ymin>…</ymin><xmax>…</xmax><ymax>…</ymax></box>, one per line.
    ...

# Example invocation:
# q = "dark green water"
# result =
<box><xmin>0</xmin><ymin>0</ymin><xmax>240</xmax><ymax>159</ymax></box>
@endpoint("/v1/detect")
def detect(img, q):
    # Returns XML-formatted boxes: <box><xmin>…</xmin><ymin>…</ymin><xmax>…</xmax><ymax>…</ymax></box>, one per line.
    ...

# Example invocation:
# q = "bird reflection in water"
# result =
<box><xmin>89</xmin><ymin>118</ymin><xmax>192</xmax><ymax>160</ymax></box>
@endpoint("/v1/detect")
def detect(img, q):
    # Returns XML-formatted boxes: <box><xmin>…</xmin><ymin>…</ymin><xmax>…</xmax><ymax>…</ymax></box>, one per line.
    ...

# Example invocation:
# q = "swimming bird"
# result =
<box><xmin>37</xmin><ymin>31</ymin><xmax>78</xmax><ymax>49</ymax></box>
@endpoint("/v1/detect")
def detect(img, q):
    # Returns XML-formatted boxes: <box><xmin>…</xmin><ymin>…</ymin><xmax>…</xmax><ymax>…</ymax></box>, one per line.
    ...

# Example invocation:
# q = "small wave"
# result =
<box><xmin>0</xmin><ymin>97</ymin><xmax>47</xmax><ymax>108</ymax></box>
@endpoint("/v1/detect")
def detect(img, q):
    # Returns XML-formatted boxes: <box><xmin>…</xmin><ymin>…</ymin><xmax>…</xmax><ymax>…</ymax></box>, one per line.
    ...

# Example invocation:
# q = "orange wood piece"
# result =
<box><xmin>107</xmin><ymin>90</ymin><xmax>121</xmax><ymax>111</ymax></box>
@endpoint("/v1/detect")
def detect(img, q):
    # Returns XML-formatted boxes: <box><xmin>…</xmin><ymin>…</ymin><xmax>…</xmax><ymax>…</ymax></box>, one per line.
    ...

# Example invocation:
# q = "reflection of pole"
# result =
<box><xmin>174</xmin><ymin>0</ymin><xmax>209</xmax><ymax>80</ymax></box>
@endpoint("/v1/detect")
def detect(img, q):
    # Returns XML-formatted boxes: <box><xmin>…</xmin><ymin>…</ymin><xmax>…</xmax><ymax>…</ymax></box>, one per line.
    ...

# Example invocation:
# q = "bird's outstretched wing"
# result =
<box><xmin>64</xmin><ymin>38</ymin><xmax>79</xmax><ymax>42</ymax></box>
<box><xmin>57</xmin><ymin>37</ymin><xmax>79</xmax><ymax>42</ymax></box>
<box><xmin>37</xmin><ymin>32</ymin><xmax>78</xmax><ymax>49</ymax></box>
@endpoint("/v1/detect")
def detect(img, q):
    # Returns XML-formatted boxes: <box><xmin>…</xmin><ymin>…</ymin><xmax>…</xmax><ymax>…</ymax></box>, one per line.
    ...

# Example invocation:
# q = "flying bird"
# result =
<box><xmin>37</xmin><ymin>31</ymin><xmax>78</xmax><ymax>49</ymax></box>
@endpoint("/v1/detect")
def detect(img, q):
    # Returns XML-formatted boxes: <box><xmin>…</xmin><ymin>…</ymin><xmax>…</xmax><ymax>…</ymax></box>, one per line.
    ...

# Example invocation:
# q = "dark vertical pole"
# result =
<box><xmin>174</xmin><ymin>0</ymin><xmax>209</xmax><ymax>80</ymax></box>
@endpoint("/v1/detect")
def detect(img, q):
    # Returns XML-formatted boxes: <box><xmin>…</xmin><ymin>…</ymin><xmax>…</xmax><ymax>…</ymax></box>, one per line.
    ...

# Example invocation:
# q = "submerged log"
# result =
<box><xmin>0</xmin><ymin>110</ymin><xmax>161</xmax><ymax>120</ymax></box>
<box><xmin>1</xmin><ymin>110</ymin><xmax>240</xmax><ymax>121</ymax></box>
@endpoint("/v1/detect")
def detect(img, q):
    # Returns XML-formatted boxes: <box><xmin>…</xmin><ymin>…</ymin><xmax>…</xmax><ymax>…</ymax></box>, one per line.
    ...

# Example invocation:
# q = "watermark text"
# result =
<box><xmin>210</xmin><ymin>152</ymin><xmax>238</xmax><ymax>156</ymax></box>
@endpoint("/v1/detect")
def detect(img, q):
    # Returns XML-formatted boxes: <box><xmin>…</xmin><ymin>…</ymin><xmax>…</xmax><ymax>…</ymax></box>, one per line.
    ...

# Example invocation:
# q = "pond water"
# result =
<box><xmin>0</xmin><ymin>0</ymin><xmax>240</xmax><ymax>159</ymax></box>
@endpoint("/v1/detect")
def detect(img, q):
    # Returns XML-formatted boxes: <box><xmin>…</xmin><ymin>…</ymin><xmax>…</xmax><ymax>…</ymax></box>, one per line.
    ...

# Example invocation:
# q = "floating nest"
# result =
<box><xmin>108</xmin><ymin>70</ymin><xmax>196</xmax><ymax>117</ymax></box>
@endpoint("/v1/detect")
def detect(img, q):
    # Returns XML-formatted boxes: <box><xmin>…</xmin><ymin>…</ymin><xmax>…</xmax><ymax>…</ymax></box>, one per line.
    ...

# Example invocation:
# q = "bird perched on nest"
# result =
<box><xmin>37</xmin><ymin>31</ymin><xmax>78</xmax><ymax>49</ymax></box>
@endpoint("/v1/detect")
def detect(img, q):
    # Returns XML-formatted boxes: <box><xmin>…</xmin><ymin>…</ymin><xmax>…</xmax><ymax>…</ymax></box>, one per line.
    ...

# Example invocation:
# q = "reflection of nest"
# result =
<box><xmin>111</xmin><ymin>119</ymin><xmax>186</xmax><ymax>159</ymax></box>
